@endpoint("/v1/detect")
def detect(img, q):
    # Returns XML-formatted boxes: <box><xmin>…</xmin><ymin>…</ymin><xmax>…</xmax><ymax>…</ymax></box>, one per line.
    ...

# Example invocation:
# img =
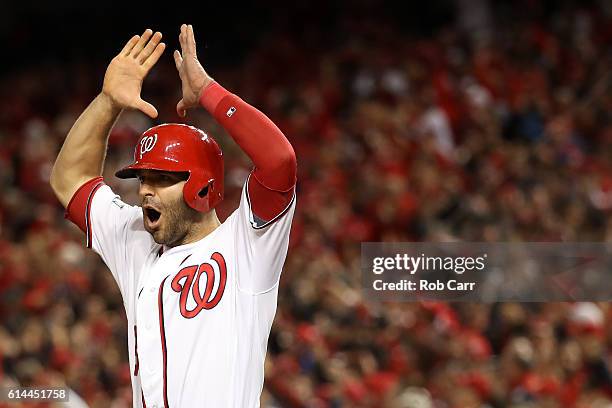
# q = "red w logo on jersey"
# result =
<box><xmin>170</xmin><ymin>252</ymin><xmax>227</xmax><ymax>319</ymax></box>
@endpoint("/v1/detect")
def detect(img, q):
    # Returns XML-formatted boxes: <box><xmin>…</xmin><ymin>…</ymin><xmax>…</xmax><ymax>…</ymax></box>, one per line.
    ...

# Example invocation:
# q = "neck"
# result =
<box><xmin>169</xmin><ymin>209</ymin><xmax>221</xmax><ymax>247</ymax></box>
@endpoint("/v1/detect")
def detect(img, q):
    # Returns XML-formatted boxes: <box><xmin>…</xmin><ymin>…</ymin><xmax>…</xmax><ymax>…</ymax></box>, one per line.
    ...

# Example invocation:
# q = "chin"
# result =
<box><xmin>152</xmin><ymin>231</ymin><xmax>167</xmax><ymax>245</ymax></box>
<box><xmin>144</xmin><ymin>225</ymin><xmax>165</xmax><ymax>245</ymax></box>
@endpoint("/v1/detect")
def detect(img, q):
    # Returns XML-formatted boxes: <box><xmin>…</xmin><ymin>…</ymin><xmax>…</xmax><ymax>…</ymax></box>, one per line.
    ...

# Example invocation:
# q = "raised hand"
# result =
<box><xmin>174</xmin><ymin>24</ymin><xmax>213</xmax><ymax>118</ymax></box>
<box><xmin>102</xmin><ymin>29</ymin><xmax>166</xmax><ymax>118</ymax></box>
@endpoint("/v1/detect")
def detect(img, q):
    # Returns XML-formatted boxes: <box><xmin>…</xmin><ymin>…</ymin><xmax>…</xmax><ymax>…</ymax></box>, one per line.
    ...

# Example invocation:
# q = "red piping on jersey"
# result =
<box><xmin>179</xmin><ymin>254</ymin><xmax>192</xmax><ymax>267</ymax></box>
<box><xmin>158</xmin><ymin>276</ymin><xmax>170</xmax><ymax>408</ymax></box>
<box><xmin>141</xmin><ymin>390</ymin><xmax>147</xmax><ymax>407</ymax></box>
<box><xmin>85</xmin><ymin>181</ymin><xmax>104</xmax><ymax>248</ymax></box>
<box><xmin>134</xmin><ymin>325</ymin><xmax>140</xmax><ymax>376</ymax></box>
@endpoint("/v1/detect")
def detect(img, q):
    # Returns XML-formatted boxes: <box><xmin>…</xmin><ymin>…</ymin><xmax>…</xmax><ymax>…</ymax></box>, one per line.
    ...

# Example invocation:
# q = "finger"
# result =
<box><xmin>121</xmin><ymin>35</ymin><xmax>140</xmax><ymax>56</ymax></box>
<box><xmin>179</xmin><ymin>24</ymin><xmax>187</xmax><ymax>55</ymax></box>
<box><xmin>136</xmin><ymin>98</ymin><xmax>158</xmax><ymax>118</ymax></box>
<box><xmin>173</xmin><ymin>49</ymin><xmax>183</xmax><ymax>71</ymax></box>
<box><xmin>138</xmin><ymin>31</ymin><xmax>162</xmax><ymax>64</ymax></box>
<box><xmin>176</xmin><ymin>99</ymin><xmax>187</xmax><ymax>118</ymax></box>
<box><xmin>142</xmin><ymin>43</ymin><xmax>166</xmax><ymax>70</ymax></box>
<box><xmin>187</xmin><ymin>24</ymin><xmax>197</xmax><ymax>56</ymax></box>
<box><xmin>131</xmin><ymin>29</ymin><xmax>153</xmax><ymax>57</ymax></box>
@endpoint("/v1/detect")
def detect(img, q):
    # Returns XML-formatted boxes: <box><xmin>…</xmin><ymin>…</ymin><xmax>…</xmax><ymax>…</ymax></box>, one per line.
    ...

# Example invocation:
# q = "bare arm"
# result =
<box><xmin>50</xmin><ymin>29</ymin><xmax>166</xmax><ymax>207</ymax></box>
<box><xmin>50</xmin><ymin>94</ymin><xmax>121</xmax><ymax>207</ymax></box>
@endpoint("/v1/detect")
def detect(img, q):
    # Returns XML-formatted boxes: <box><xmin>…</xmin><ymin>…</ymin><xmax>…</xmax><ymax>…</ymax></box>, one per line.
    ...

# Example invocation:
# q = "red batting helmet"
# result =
<box><xmin>115</xmin><ymin>123</ymin><xmax>223</xmax><ymax>213</ymax></box>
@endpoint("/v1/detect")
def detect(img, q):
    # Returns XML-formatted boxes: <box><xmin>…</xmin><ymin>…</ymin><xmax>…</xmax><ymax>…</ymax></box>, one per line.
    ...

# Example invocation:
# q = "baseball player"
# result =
<box><xmin>50</xmin><ymin>25</ymin><xmax>296</xmax><ymax>407</ymax></box>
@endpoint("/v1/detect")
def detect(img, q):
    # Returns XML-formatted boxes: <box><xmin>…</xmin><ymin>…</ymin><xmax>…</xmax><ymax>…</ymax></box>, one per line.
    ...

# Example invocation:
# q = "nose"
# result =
<box><xmin>138</xmin><ymin>180</ymin><xmax>155</xmax><ymax>199</ymax></box>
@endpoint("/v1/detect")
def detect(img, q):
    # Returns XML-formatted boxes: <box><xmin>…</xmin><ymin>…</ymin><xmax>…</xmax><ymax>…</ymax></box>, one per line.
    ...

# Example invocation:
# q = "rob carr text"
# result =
<box><xmin>373</xmin><ymin>279</ymin><xmax>477</xmax><ymax>291</ymax></box>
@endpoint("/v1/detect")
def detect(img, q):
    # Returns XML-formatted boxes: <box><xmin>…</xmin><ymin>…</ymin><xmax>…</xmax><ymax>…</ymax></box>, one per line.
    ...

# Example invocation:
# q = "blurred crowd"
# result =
<box><xmin>1</xmin><ymin>0</ymin><xmax>612</xmax><ymax>407</ymax></box>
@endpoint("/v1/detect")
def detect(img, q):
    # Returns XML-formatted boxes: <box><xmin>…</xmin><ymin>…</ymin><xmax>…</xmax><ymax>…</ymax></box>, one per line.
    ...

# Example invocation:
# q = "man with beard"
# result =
<box><xmin>50</xmin><ymin>25</ymin><xmax>296</xmax><ymax>407</ymax></box>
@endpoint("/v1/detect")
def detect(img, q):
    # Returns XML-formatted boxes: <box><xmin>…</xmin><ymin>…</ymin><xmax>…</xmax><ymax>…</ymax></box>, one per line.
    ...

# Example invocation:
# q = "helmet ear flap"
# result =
<box><xmin>198</xmin><ymin>182</ymin><xmax>210</xmax><ymax>198</ymax></box>
<box><xmin>183</xmin><ymin>170</ymin><xmax>214</xmax><ymax>212</ymax></box>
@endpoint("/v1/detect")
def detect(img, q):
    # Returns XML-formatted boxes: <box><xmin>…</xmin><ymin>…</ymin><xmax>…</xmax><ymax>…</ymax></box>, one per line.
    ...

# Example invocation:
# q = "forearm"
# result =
<box><xmin>199</xmin><ymin>82</ymin><xmax>297</xmax><ymax>191</ymax></box>
<box><xmin>50</xmin><ymin>92</ymin><xmax>122</xmax><ymax>207</ymax></box>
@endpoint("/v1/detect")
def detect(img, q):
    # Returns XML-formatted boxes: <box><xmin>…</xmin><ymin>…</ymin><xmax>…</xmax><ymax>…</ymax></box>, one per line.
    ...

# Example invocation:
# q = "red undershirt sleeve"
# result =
<box><xmin>64</xmin><ymin>176</ymin><xmax>105</xmax><ymax>246</ymax></box>
<box><xmin>199</xmin><ymin>82</ymin><xmax>297</xmax><ymax>223</ymax></box>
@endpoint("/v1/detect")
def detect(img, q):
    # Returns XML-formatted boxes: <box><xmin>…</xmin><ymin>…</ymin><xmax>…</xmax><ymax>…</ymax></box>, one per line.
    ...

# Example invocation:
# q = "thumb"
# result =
<box><xmin>136</xmin><ymin>98</ymin><xmax>158</xmax><ymax>118</ymax></box>
<box><xmin>176</xmin><ymin>99</ymin><xmax>187</xmax><ymax>118</ymax></box>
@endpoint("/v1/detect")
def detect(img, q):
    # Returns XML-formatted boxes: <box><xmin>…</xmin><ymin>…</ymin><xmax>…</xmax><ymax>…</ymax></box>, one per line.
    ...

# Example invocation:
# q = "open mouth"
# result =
<box><xmin>144</xmin><ymin>207</ymin><xmax>162</xmax><ymax>229</ymax></box>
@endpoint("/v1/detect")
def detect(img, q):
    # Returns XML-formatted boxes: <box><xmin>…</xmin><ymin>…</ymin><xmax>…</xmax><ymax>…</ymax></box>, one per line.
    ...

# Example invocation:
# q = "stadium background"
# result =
<box><xmin>1</xmin><ymin>0</ymin><xmax>611</xmax><ymax>406</ymax></box>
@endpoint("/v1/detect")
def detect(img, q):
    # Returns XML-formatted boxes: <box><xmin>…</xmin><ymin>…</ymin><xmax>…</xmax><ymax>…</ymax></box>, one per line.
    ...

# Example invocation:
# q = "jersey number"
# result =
<box><xmin>170</xmin><ymin>252</ymin><xmax>227</xmax><ymax>319</ymax></box>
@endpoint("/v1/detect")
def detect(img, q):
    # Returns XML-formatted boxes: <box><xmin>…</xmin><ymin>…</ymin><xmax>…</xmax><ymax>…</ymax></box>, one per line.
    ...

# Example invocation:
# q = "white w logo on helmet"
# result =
<box><xmin>139</xmin><ymin>134</ymin><xmax>158</xmax><ymax>159</ymax></box>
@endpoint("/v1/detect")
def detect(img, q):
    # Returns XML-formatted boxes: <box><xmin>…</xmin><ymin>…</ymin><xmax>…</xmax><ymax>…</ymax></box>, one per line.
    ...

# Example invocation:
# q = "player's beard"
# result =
<box><xmin>146</xmin><ymin>195</ymin><xmax>201</xmax><ymax>248</ymax></box>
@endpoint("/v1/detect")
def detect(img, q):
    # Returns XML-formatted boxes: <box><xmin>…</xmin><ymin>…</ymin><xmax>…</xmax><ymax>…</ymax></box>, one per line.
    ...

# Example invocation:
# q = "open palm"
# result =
<box><xmin>174</xmin><ymin>24</ymin><xmax>213</xmax><ymax>117</ymax></box>
<box><xmin>103</xmin><ymin>29</ymin><xmax>166</xmax><ymax>118</ymax></box>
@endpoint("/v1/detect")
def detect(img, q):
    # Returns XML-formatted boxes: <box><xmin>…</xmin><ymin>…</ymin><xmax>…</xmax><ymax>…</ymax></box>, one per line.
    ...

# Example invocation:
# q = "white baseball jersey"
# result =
<box><xmin>84</xmin><ymin>174</ymin><xmax>296</xmax><ymax>407</ymax></box>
